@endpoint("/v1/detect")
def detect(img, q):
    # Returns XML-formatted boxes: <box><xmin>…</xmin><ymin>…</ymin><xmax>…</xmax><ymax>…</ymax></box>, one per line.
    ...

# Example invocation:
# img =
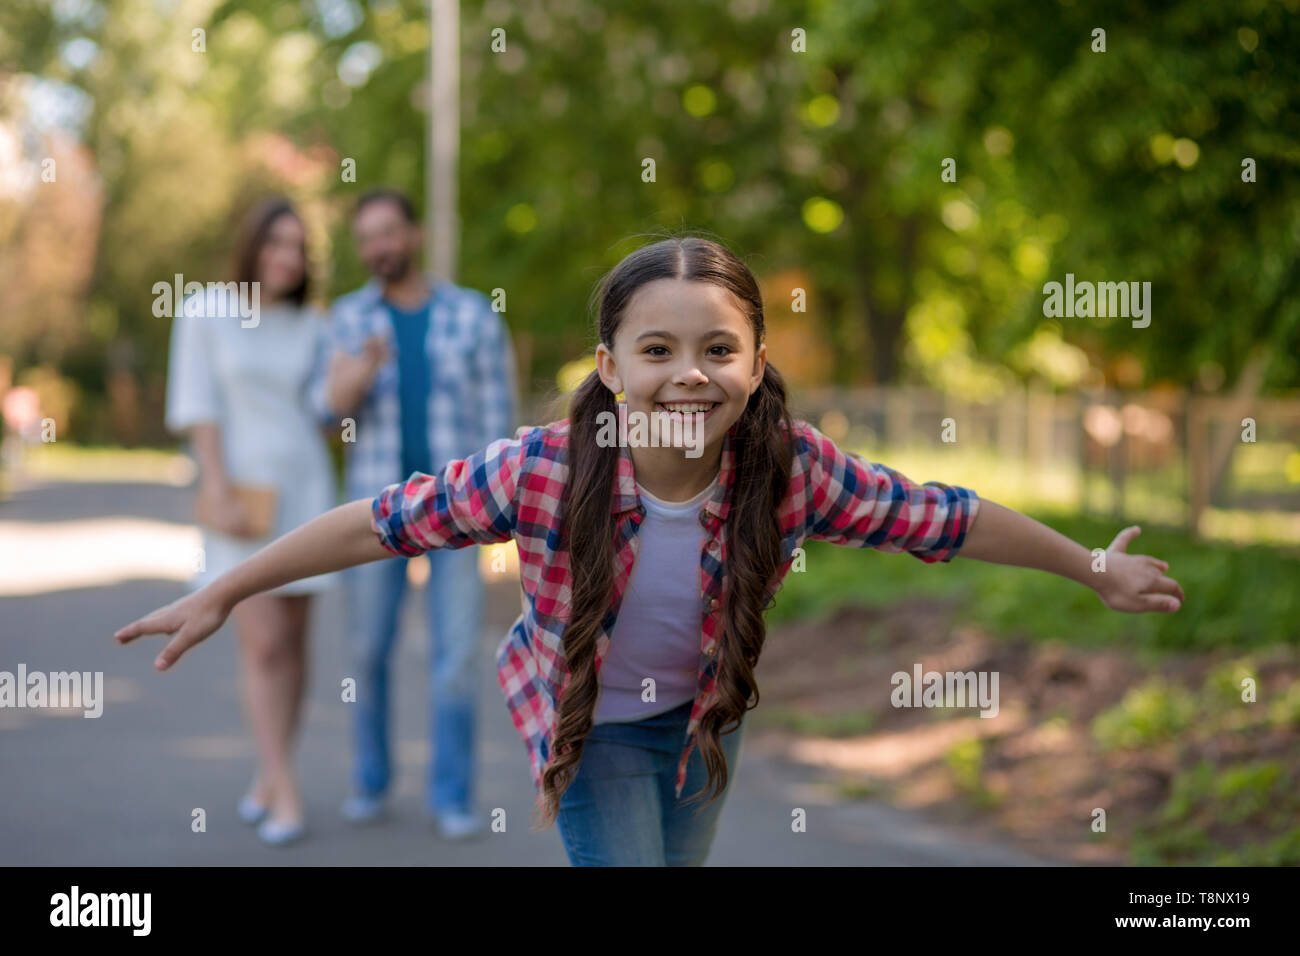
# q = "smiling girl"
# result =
<box><xmin>117</xmin><ymin>236</ymin><xmax>1183</xmax><ymax>866</ymax></box>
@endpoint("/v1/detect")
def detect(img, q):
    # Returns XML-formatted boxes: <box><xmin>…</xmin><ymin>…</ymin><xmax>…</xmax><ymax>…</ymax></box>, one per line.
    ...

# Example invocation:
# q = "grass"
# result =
<box><xmin>7</xmin><ymin>443</ymin><xmax>194</xmax><ymax>485</ymax></box>
<box><xmin>1134</xmin><ymin>758</ymin><xmax>1300</xmax><ymax>865</ymax></box>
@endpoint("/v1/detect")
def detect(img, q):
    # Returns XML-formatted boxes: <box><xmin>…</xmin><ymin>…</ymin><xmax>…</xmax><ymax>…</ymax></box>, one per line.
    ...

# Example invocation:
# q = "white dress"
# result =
<box><xmin>164</xmin><ymin>293</ymin><xmax>339</xmax><ymax>596</ymax></box>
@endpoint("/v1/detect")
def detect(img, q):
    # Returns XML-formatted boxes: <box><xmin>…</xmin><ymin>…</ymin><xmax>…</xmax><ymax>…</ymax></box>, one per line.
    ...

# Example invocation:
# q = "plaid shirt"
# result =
<box><xmin>309</xmin><ymin>276</ymin><xmax>517</xmax><ymax>499</ymax></box>
<box><xmin>369</xmin><ymin>409</ymin><xmax>981</xmax><ymax>807</ymax></box>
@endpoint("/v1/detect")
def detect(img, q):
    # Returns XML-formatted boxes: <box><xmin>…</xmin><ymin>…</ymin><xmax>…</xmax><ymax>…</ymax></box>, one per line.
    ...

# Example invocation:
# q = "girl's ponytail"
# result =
<box><xmin>536</xmin><ymin>368</ymin><xmax>619</xmax><ymax>827</ymax></box>
<box><xmin>683</xmin><ymin>360</ymin><xmax>793</xmax><ymax>811</ymax></box>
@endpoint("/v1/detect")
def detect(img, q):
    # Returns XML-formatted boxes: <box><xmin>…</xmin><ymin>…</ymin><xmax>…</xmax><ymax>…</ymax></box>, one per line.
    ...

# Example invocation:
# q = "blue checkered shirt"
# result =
<box><xmin>310</xmin><ymin>276</ymin><xmax>517</xmax><ymax>500</ymax></box>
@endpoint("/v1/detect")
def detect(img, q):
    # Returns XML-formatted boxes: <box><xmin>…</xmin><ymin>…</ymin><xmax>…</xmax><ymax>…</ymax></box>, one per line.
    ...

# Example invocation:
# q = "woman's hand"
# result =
<box><xmin>197</xmin><ymin>481</ymin><xmax>254</xmax><ymax>537</ymax></box>
<box><xmin>1092</xmin><ymin>525</ymin><xmax>1185</xmax><ymax>613</ymax></box>
<box><xmin>114</xmin><ymin>585</ymin><xmax>232</xmax><ymax>671</ymax></box>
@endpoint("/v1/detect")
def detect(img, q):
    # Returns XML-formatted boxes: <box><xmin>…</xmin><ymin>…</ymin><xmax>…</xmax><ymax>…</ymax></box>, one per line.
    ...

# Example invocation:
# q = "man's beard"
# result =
<box><xmin>375</xmin><ymin>253</ymin><xmax>412</xmax><ymax>281</ymax></box>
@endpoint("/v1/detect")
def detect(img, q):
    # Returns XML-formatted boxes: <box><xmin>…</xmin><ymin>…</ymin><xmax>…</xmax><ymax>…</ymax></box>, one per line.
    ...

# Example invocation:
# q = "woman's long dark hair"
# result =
<box><xmin>536</xmin><ymin>235</ymin><xmax>795</xmax><ymax>828</ymax></box>
<box><xmin>230</xmin><ymin>196</ymin><xmax>309</xmax><ymax>306</ymax></box>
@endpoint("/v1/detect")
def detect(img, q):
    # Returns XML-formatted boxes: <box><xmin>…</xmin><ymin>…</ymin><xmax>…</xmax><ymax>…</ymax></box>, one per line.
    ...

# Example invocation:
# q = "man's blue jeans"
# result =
<box><xmin>343</xmin><ymin>546</ymin><xmax>483</xmax><ymax>815</ymax></box>
<box><xmin>556</xmin><ymin>698</ymin><xmax>746</xmax><ymax>866</ymax></box>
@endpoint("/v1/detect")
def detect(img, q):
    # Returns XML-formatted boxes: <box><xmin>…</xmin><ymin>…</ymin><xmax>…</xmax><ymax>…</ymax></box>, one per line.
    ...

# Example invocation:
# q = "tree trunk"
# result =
<box><xmin>1205</xmin><ymin>346</ymin><xmax>1270</xmax><ymax>503</ymax></box>
<box><xmin>859</xmin><ymin>217</ymin><xmax>918</xmax><ymax>385</ymax></box>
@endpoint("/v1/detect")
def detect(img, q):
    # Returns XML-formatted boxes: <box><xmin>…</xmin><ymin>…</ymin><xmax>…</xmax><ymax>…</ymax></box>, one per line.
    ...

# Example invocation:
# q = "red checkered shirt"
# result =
<box><xmin>370</xmin><ymin>410</ymin><xmax>981</xmax><ymax>810</ymax></box>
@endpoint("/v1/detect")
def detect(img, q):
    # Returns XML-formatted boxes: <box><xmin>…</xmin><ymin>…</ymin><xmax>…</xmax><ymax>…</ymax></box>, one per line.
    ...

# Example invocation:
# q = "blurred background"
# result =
<box><xmin>1</xmin><ymin>0</ymin><xmax>1299</xmax><ymax>866</ymax></box>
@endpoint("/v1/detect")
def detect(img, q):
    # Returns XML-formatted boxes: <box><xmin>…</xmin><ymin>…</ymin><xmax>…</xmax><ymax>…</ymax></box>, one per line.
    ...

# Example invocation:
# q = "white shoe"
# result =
<box><xmin>435</xmin><ymin>809</ymin><xmax>486</xmax><ymax>840</ymax></box>
<box><xmin>237</xmin><ymin>794</ymin><xmax>269</xmax><ymax>826</ymax></box>
<box><xmin>257</xmin><ymin>817</ymin><xmax>306</xmax><ymax>846</ymax></box>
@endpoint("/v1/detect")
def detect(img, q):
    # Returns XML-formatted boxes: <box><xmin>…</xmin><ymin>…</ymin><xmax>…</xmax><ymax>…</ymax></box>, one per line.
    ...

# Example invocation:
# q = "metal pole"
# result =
<box><xmin>428</xmin><ymin>0</ymin><xmax>459</xmax><ymax>282</ymax></box>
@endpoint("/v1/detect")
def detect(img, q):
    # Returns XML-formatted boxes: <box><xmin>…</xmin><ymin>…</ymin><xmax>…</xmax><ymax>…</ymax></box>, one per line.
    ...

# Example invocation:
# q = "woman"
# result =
<box><xmin>164</xmin><ymin>197</ymin><xmax>338</xmax><ymax>846</ymax></box>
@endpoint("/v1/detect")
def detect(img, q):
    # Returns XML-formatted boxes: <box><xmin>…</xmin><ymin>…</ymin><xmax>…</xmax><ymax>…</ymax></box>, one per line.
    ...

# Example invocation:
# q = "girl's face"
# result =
<box><xmin>257</xmin><ymin>213</ymin><xmax>307</xmax><ymax>301</ymax></box>
<box><xmin>595</xmin><ymin>278</ymin><xmax>766</xmax><ymax>458</ymax></box>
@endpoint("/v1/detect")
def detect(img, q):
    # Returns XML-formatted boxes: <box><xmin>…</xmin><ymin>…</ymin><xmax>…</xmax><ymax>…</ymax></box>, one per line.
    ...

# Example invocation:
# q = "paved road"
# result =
<box><xmin>0</xmin><ymin>478</ymin><xmax>1056</xmax><ymax>866</ymax></box>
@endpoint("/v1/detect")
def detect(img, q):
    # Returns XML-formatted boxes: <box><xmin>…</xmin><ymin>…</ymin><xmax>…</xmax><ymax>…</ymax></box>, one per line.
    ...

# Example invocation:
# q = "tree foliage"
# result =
<box><xmin>1</xmin><ymin>0</ymin><xmax>1296</xmax><ymax>441</ymax></box>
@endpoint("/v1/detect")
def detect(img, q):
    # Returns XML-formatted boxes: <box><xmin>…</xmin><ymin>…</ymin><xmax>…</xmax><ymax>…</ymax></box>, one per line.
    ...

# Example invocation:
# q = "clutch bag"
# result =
<box><xmin>195</xmin><ymin>483</ymin><xmax>278</xmax><ymax>540</ymax></box>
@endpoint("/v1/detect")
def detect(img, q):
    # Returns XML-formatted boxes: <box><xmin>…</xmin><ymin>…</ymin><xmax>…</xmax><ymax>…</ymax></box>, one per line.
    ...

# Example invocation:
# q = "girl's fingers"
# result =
<box><xmin>1132</xmin><ymin>575</ymin><xmax>1182</xmax><ymax>611</ymax></box>
<box><xmin>1142</xmin><ymin>592</ymin><xmax>1181</xmax><ymax>612</ymax></box>
<box><xmin>1144</xmin><ymin>555</ymin><xmax>1169</xmax><ymax>573</ymax></box>
<box><xmin>154</xmin><ymin>633</ymin><xmax>189</xmax><ymax>671</ymax></box>
<box><xmin>114</xmin><ymin>610</ymin><xmax>178</xmax><ymax>644</ymax></box>
<box><xmin>1143</xmin><ymin>575</ymin><xmax>1185</xmax><ymax>603</ymax></box>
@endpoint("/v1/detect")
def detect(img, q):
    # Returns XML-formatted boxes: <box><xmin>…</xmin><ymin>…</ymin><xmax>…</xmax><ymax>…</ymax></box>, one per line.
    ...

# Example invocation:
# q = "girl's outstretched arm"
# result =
<box><xmin>114</xmin><ymin>498</ymin><xmax>391</xmax><ymax>670</ymax></box>
<box><xmin>960</xmin><ymin>499</ymin><xmax>1185</xmax><ymax>614</ymax></box>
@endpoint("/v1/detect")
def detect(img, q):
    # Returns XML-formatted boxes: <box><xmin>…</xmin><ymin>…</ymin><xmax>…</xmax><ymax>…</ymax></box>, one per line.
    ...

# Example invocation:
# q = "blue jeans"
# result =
<box><xmin>344</xmin><ymin>546</ymin><xmax>483</xmax><ymax>815</ymax></box>
<box><xmin>556</xmin><ymin>699</ymin><xmax>746</xmax><ymax>866</ymax></box>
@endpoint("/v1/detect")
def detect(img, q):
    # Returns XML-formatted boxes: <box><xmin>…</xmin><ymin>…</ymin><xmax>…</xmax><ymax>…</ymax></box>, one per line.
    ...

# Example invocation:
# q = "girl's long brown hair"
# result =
<box><xmin>536</xmin><ymin>235</ymin><xmax>795</xmax><ymax>828</ymax></box>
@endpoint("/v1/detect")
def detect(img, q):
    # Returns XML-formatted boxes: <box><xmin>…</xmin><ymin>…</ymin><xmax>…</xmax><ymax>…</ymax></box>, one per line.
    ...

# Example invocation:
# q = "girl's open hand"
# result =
<box><xmin>1093</xmin><ymin>525</ymin><xmax>1185</xmax><ymax>614</ymax></box>
<box><xmin>113</xmin><ymin>586</ymin><xmax>231</xmax><ymax>671</ymax></box>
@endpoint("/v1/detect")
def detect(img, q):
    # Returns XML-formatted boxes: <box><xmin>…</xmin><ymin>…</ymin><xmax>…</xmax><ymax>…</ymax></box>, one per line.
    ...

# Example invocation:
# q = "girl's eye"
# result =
<box><xmin>644</xmin><ymin>345</ymin><xmax>733</xmax><ymax>357</ymax></box>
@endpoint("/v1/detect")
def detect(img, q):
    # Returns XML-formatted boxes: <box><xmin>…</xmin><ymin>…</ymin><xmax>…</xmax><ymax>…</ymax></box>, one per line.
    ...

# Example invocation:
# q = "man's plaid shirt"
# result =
<box><xmin>309</xmin><ymin>276</ymin><xmax>517</xmax><ymax>499</ymax></box>
<box><xmin>370</xmin><ymin>409</ymin><xmax>982</xmax><ymax>808</ymax></box>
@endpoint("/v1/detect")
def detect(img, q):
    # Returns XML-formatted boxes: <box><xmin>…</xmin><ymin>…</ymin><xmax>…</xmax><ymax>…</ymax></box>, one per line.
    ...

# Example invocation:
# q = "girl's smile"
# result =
<box><xmin>654</xmin><ymin>401</ymin><xmax>721</xmax><ymax>424</ymax></box>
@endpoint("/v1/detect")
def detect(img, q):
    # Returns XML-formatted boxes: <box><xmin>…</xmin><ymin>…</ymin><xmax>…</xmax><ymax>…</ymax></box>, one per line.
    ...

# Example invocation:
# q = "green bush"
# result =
<box><xmin>1202</xmin><ymin>658</ymin><xmax>1259</xmax><ymax>710</ymax></box>
<box><xmin>1131</xmin><ymin>823</ymin><xmax>1215</xmax><ymax>866</ymax></box>
<box><xmin>1268</xmin><ymin>681</ymin><xmax>1300</xmax><ymax>728</ymax></box>
<box><xmin>1091</xmin><ymin>679</ymin><xmax>1200</xmax><ymax>751</ymax></box>
<box><xmin>944</xmin><ymin>737</ymin><xmax>999</xmax><ymax>808</ymax></box>
<box><xmin>1213</xmin><ymin>761</ymin><xmax>1284</xmax><ymax>825</ymax></box>
<box><xmin>1138</xmin><ymin>760</ymin><xmax>1299</xmax><ymax>864</ymax></box>
<box><xmin>1160</xmin><ymin>760</ymin><xmax>1215</xmax><ymax>824</ymax></box>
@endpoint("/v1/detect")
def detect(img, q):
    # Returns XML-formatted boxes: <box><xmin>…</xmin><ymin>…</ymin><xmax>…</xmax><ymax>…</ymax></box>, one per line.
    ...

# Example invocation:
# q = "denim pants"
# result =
<box><xmin>556</xmin><ymin>699</ymin><xmax>746</xmax><ymax>866</ymax></box>
<box><xmin>344</xmin><ymin>546</ymin><xmax>483</xmax><ymax>815</ymax></box>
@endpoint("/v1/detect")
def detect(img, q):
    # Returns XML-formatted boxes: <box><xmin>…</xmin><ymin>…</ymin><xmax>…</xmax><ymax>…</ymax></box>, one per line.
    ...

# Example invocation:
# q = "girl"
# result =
<box><xmin>123</xmin><ymin>236</ymin><xmax>1183</xmax><ymax>866</ymax></box>
<box><xmin>163</xmin><ymin>197</ymin><xmax>338</xmax><ymax>847</ymax></box>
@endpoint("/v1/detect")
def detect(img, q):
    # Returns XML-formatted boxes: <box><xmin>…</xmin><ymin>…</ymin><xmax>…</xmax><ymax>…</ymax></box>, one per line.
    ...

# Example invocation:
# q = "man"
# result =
<box><xmin>316</xmin><ymin>187</ymin><xmax>517</xmax><ymax>839</ymax></box>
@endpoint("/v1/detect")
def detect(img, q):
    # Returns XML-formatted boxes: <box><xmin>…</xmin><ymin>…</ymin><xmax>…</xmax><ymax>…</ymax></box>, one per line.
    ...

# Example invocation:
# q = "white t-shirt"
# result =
<box><xmin>592</xmin><ymin>473</ymin><xmax>720</xmax><ymax>724</ymax></box>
